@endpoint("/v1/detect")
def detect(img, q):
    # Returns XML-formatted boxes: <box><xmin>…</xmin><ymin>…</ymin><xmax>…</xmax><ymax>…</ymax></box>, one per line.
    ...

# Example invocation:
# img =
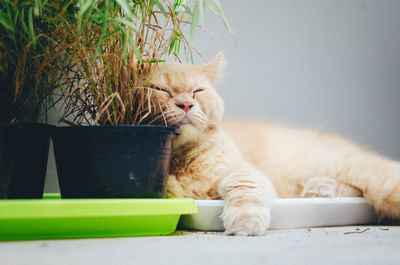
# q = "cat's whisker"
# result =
<box><xmin>149</xmin><ymin>107</ymin><xmax>182</xmax><ymax>127</ymax></box>
<box><xmin>192</xmin><ymin>111</ymin><xmax>216</xmax><ymax>126</ymax></box>
<box><xmin>165</xmin><ymin>112</ymin><xmax>183</xmax><ymax>126</ymax></box>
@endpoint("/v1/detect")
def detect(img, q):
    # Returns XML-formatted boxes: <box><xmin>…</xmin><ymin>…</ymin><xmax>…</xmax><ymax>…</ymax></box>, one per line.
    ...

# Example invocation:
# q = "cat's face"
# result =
<box><xmin>147</xmin><ymin>53</ymin><xmax>225</xmax><ymax>147</ymax></box>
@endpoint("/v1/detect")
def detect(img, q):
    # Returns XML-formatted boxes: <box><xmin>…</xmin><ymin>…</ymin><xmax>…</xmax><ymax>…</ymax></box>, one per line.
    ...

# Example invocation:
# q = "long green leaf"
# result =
<box><xmin>174</xmin><ymin>39</ymin><xmax>180</xmax><ymax>55</ymax></box>
<box><xmin>150</xmin><ymin>0</ymin><xmax>167</xmax><ymax>17</ymax></box>
<box><xmin>116</xmin><ymin>0</ymin><xmax>133</xmax><ymax>19</ymax></box>
<box><xmin>2</xmin><ymin>0</ymin><xmax>14</xmax><ymax>5</ymax></box>
<box><xmin>127</xmin><ymin>37</ymin><xmax>142</xmax><ymax>62</ymax></box>
<box><xmin>190</xmin><ymin>1</ymin><xmax>200</xmax><ymax>39</ymax></box>
<box><xmin>210</xmin><ymin>0</ymin><xmax>234</xmax><ymax>35</ymax></box>
<box><xmin>102</xmin><ymin>29</ymin><xmax>120</xmax><ymax>41</ymax></box>
<box><xmin>112</xmin><ymin>17</ymin><xmax>139</xmax><ymax>32</ymax></box>
<box><xmin>117</xmin><ymin>25</ymin><xmax>128</xmax><ymax>64</ymax></box>
<box><xmin>168</xmin><ymin>36</ymin><xmax>176</xmax><ymax>55</ymax></box>
<box><xmin>33</xmin><ymin>0</ymin><xmax>41</xmax><ymax>16</ymax></box>
<box><xmin>198</xmin><ymin>0</ymin><xmax>204</xmax><ymax>26</ymax></box>
<box><xmin>142</xmin><ymin>59</ymin><xmax>165</xmax><ymax>63</ymax></box>
<box><xmin>0</xmin><ymin>10</ymin><xmax>13</xmax><ymax>31</ymax></box>
<box><xmin>28</xmin><ymin>6</ymin><xmax>36</xmax><ymax>47</ymax></box>
<box><xmin>183</xmin><ymin>5</ymin><xmax>193</xmax><ymax>16</ymax></box>
<box><xmin>0</xmin><ymin>41</ymin><xmax>18</xmax><ymax>69</ymax></box>
<box><xmin>19</xmin><ymin>9</ymin><xmax>30</xmax><ymax>39</ymax></box>
<box><xmin>173</xmin><ymin>0</ymin><xmax>182</xmax><ymax>13</ymax></box>
<box><xmin>78</xmin><ymin>0</ymin><xmax>94</xmax><ymax>17</ymax></box>
<box><xmin>95</xmin><ymin>0</ymin><xmax>110</xmax><ymax>56</ymax></box>
<box><xmin>204</xmin><ymin>3</ymin><xmax>219</xmax><ymax>15</ymax></box>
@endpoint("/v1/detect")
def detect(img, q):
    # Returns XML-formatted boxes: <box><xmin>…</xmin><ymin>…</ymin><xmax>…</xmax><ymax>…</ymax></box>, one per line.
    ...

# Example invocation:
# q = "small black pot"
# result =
<box><xmin>0</xmin><ymin>123</ymin><xmax>52</xmax><ymax>199</ymax></box>
<box><xmin>52</xmin><ymin>125</ymin><xmax>179</xmax><ymax>198</ymax></box>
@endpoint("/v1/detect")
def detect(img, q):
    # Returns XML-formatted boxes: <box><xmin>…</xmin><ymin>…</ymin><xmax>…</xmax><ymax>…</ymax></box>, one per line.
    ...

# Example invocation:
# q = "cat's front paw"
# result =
<box><xmin>222</xmin><ymin>205</ymin><xmax>271</xmax><ymax>236</ymax></box>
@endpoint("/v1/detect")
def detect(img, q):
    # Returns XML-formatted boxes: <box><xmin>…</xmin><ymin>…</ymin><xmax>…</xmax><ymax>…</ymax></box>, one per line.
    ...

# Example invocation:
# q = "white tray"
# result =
<box><xmin>178</xmin><ymin>197</ymin><xmax>378</xmax><ymax>231</ymax></box>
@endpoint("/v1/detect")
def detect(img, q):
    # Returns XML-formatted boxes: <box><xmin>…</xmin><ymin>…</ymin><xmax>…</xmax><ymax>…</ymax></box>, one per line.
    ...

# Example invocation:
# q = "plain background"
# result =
<box><xmin>192</xmin><ymin>0</ymin><xmax>400</xmax><ymax>159</ymax></box>
<box><xmin>44</xmin><ymin>0</ymin><xmax>400</xmax><ymax>192</ymax></box>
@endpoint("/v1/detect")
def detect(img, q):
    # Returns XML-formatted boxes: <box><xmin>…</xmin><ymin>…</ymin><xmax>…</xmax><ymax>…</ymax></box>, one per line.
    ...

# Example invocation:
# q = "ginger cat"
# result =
<box><xmin>147</xmin><ymin>53</ymin><xmax>400</xmax><ymax>236</ymax></box>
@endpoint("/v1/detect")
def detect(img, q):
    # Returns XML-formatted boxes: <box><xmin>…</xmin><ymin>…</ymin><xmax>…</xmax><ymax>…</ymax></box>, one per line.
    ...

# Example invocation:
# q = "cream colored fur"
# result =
<box><xmin>147</xmin><ymin>53</ymin><xmax>400</xmax><ymax>236</ymax></box>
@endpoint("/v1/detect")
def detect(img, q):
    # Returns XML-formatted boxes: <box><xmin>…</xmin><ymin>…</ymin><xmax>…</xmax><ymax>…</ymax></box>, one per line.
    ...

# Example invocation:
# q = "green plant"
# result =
<box><xmin>54</xmin><ymin>0</ymin><xmax>233</xmax><ymax>126</ymax></box>
<box><xmin>0</xmin><ymin>1</ymin><xmax>67</xmax><ymax>123</ymax></box>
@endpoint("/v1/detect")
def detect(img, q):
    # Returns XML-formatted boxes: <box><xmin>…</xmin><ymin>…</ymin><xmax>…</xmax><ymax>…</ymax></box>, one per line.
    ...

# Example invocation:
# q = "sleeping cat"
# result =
<box><xmin>147</xmin><ymin>52</ymin><xmax>400</xmax><ymax>236</ymax></box>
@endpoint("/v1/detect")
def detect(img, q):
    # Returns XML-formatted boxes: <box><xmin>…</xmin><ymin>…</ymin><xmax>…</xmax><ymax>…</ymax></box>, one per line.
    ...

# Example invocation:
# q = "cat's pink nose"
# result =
<box><xmin>176</xmin><ymin>101</ymin><xmax>194</xmax><ymax>112</ymax></box>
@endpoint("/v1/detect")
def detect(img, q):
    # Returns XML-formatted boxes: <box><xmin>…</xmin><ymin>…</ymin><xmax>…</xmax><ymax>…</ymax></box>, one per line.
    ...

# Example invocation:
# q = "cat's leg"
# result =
<box><xmin>218</xmin><ymin>166</ymin><xmax>277</xmax><ymax>236</ymax></box>
<box><xmin>332</xmin><ymin>151</ymin><xmax>400</xmax><ymax>219</ymax></box>
<box><xmin>275</xmin><ymin>130</ymin><xmax>400</xmax><ymax>219</ymax></box>
<box><xmin>301</xmin><ymin>176</ymin><xmax>362</xmax><ymax>198</ymax></box>
<box><xmin>336</xmin><ymin>180</ymin><xmax>363</xmax><ymax>197</ymax></box>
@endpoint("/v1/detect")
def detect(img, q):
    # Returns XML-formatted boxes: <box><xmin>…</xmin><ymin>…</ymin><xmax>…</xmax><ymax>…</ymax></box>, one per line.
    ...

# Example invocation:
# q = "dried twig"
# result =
<box><xmin>344</xmin><ymin>228</ymin><xmax>370</xmax><ymax>235</ymax></box>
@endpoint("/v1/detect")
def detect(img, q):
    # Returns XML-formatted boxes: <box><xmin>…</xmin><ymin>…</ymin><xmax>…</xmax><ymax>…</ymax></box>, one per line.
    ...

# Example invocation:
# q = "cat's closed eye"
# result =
<box><xmin>193</xmin><ymin>88</ymin><xmax>205</xmax><ymax>98</ymax></box>
<box><xmin>150</xmin><ymin>85</ymin><xmax>172</xmax><ymax>98</ymax></box>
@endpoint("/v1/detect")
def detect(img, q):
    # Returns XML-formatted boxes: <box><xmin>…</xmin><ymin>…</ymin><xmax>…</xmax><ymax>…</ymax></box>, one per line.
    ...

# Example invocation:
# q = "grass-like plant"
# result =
<box><xmin>0</xmin><ymin>1</ymin><xmax>69</xmax><ymax>123</ymax></box>
<box><xmin>54</xmin><ymin>0</ymin><xmax>232</xmax><ymax>126</ymax></box>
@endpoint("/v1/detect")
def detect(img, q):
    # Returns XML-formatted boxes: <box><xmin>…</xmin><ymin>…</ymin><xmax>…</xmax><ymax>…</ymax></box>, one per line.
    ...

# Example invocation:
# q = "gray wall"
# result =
<box><xmin>192</xmin><ymin>0</ymin><xmax>400</xmax><ymax>159</ymax></box>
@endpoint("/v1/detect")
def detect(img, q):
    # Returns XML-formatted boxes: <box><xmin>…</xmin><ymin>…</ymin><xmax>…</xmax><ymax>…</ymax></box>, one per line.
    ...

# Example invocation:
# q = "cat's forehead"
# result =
<box><xmin>151</xmin><ymin>63</ymin><xmax>209</xmax><ymax>92</ymax></box>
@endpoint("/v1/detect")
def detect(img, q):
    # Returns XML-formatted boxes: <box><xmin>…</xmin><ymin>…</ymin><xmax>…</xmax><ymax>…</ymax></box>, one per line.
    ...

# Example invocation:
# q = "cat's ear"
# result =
<box><xmin>200</xmin><ymin>52</ymin><xmax>227</xmax><ymax>83</ymax></box>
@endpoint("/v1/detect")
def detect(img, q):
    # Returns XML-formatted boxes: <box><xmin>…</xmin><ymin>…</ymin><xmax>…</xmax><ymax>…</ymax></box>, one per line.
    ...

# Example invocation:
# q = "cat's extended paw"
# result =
<box><xmin>222</xmin><ymin>205</ymin><xmax>271</xmax><ymax>236</ymax></box>
<box><xmin>301</xmin><ymin>176</ymin><xmax>362</xmax><ymax>198</ymax></box>
<box><xmin>301</xmin><ymin>176</ymin><xmax>338</xmax><ymax>198</ymax></box>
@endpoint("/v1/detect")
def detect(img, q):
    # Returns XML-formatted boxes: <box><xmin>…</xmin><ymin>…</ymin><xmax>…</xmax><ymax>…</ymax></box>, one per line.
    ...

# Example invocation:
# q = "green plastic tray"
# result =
<box><xmin>0</xmin><ymin>194</ymin><xmax>196</xmax><ymax>241</ymax></box>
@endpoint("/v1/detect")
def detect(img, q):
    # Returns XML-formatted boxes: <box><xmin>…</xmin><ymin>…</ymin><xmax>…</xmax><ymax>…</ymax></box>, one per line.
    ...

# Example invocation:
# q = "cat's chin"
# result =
<box><xmin>173</xmin><ymin>123</ymin><xmax>204</xmax><ymax>148</ymax></box>
<box><xmin>176</xmin><ymin>116</ymin><xmax>193</xmax><ymax>126</ymax></box>
<box><xmin>178</xmin><ymin>123</ymin><xmax>199</xmax><ymax>137</ymax></box>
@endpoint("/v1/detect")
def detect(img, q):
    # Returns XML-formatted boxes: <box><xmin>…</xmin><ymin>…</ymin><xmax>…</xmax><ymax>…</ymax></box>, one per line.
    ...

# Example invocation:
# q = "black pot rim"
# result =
<box><xmin>0</xmin><ymin>123</ymin><xmax>55</xmax><ymax>132</ymax></box>
<box><xmin>54</xmin><ymin>124</ymin><xmax>179</xmax><ymax>135</ymax></box>
<box><xmin>0</xmin><ymin>122</ymin><xmax>54</xmax><ymax>127</ymax></box>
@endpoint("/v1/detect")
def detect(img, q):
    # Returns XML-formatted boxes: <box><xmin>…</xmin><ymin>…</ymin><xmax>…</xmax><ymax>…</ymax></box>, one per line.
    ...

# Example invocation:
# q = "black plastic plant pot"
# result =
<box><xmin>0</xmin><ymin>123</ymin><xmax>52</xmax><ymax>199</ymax></box>
<box><xmin>52</xmin><ymin>125</ymin><xmax>179</xmax><ymax>198</ymax></box>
